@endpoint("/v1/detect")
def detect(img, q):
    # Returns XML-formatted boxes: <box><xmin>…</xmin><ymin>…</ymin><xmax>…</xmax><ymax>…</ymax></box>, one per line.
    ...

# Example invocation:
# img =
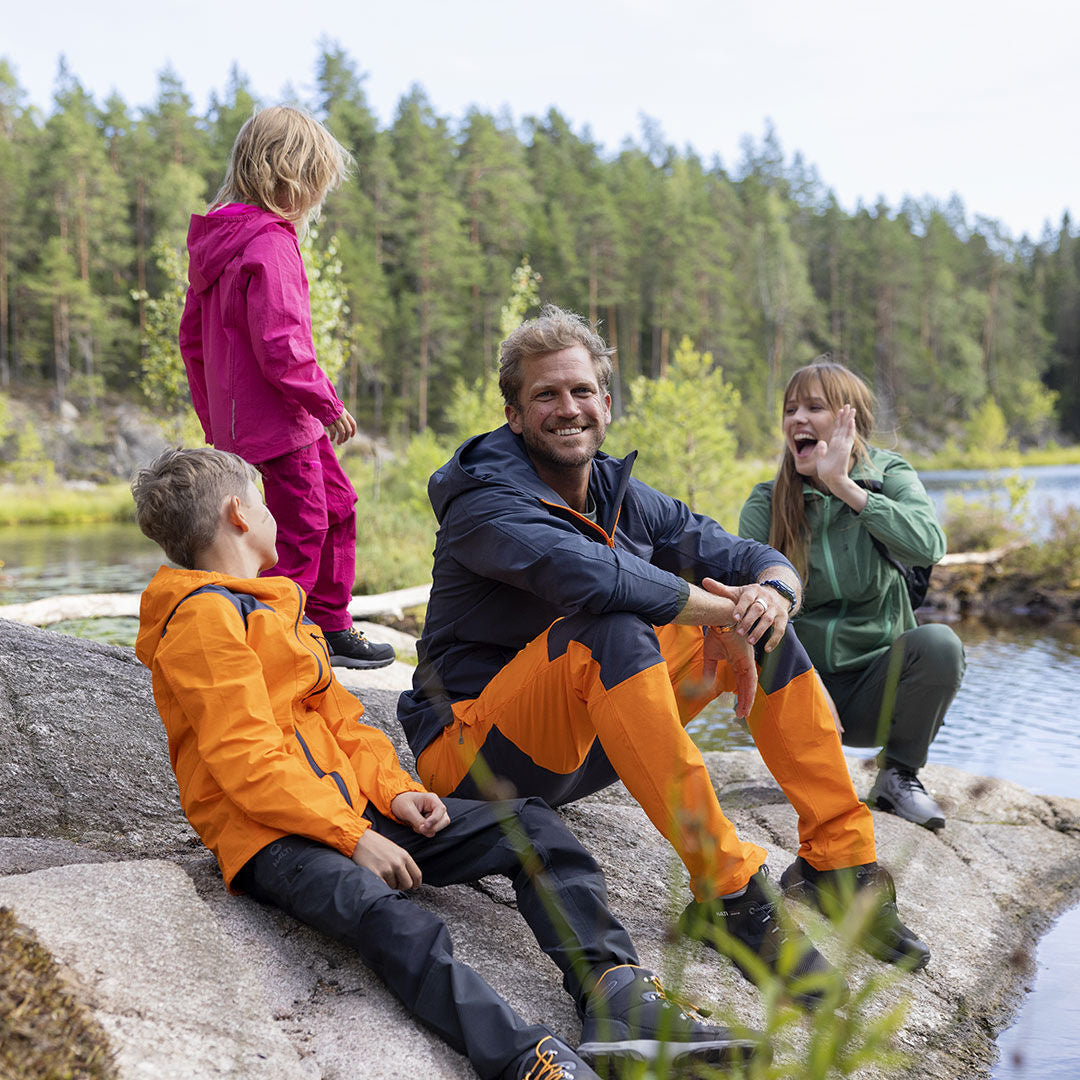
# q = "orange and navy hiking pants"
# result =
<box><xmin>415</xmin><ymin>612</ymin><xmax>877</xmax><ymax>901</ymax></box>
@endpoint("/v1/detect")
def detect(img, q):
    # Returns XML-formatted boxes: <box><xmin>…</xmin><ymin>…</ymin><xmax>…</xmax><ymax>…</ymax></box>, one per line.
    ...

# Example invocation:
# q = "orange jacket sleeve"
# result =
<box><xmin>316</xmin><ymin>678</ymin><xmax>427</xmax><ymax>819</ymax></box>
<box><xmin>155</xmin><ymin>594</ymin><xmax>369</xmax><ymax>858</ymax></box>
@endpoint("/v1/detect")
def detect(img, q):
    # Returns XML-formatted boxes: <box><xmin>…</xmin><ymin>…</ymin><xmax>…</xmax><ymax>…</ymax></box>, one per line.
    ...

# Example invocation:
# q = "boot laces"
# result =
<box><xmin>893</xmin><ymin>767</ymin><xmax>928</xmax><ymax>793</ymax></box>
<box><xmin>522</xmin><ymin>1037</ymin><xmax>578</xmax><ymax>1079</ymax></box>
<box><xmin>640</xmin><ymin>973</ymin><xmax>703</xmax><ymax>1022</ymax></box>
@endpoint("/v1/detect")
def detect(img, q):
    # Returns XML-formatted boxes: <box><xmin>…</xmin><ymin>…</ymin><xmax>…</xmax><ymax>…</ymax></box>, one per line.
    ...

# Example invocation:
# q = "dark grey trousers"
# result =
<box><xmin>824</xmin><ymin>623</ymin><xmax>966</xmax><ymax>770</ymax></box>
<box><xmin>235</xmin><ymin>796</ymin><xmax>637</xmax><ymax>1080</ymax></box>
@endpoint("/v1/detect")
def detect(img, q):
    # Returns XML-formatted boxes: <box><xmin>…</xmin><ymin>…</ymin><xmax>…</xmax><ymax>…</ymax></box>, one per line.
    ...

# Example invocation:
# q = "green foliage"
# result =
<box><xmin>962</xmin><ymin>397</ymin><xmax>1014</xmax><ymax>462</ymax></box>
<box><xmin>5</xmin><ymin>424</ymin><xmax>56</xmax><ymax>485</ymax></box>
<box><xmin>1003</xmin><ymin>378</ymin><xmax>1059</xmax><ymax>447</ymax></box>
<box><xmin>444</xmin><ymin>257</ymin><xmax>541</xmax><ymax>444</ymax></box>
<box><xmin>0</xmin><ymin>906</ymin><xmax>119</xmax><ymax>1080</ymax></box>
<box><xmin>0</xmin><ymin>482</ymin><xmax>133</xmax><ymax>526</ymax></box>
<box><xmin>303</xmin><ymin>229</ymin><xmax>351</xmax><ymax>385</ymax></box>
<box><xmin>1010</xmin><ymin>506</ymin><xmax>1080</xmax><ymax>586</ymax></box>
<box><xmin>942</xmin><ymin>471</ymin><xmax>1033</xmax><ymax>551</ymax></box>
<box><xmin>346</xmin><ymin>439</ymin><xmax>442</xmax><ymax>591</ymax></box>
<box><xmin>608</xmin><ymin>336</ymin><xmax>753</xmax><ymax>525</ymax></box>
<box><xmin>134</xmin><ymin>239</ymin><xmax>190</xmax><ymax>413</ymax></box>
<box><xmin>0</xmin><ymin>44</ymin><xmax>1078</xmax><ymax>464</ymax></box>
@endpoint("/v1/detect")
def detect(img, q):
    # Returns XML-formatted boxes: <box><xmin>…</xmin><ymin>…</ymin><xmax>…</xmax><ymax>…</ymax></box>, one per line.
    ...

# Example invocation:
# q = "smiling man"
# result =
<box><xmin>398</xmin><ymin>305</ymin><xmax>931</xmax><ymax>1004</ymax></box>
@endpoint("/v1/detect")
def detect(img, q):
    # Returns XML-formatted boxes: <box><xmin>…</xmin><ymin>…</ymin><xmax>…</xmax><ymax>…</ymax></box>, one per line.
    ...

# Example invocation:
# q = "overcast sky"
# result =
<box><xmin>4</xmin><ymin>0</ymin><xmax>1075</xmax><ymax>241</ymax></box>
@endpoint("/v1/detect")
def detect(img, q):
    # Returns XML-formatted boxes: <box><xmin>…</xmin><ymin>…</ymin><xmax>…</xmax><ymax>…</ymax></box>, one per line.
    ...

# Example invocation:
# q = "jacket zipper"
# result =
<box><xmin>289</xmin><ymin>580</ymin><xmax>331</xmax><ymax>701</ymax></box>
<box><xmin>294</xmin><ymin>729</ymin><xmax>353</xmax><ymax>807</ymax></box>
<box><xmin>817</xmin><ymin>495</ymin><xmax>848</xmax><ymax>665</ymax></box>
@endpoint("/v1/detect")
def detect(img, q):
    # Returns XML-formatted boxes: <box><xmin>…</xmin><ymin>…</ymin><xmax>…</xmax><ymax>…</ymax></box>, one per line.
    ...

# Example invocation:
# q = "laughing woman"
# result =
<box><xmin>739</xmin><ymin>359</ymin><xmax>964</xmax><ymax>830</ymax></box>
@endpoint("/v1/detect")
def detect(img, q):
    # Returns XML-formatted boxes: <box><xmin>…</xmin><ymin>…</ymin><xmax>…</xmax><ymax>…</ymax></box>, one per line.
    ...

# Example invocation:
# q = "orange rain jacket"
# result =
<box><xmin>135</xmin><ymin>567</ymin><xmax>424</xmax><ymax>889</ymax></box>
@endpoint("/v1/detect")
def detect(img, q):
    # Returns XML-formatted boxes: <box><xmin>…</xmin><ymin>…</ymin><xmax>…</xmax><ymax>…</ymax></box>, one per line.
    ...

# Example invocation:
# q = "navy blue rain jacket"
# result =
<box><xmin>397</xmin><ymin>425</ymin><xmax>795</xmax><ymax>757</ymax></box>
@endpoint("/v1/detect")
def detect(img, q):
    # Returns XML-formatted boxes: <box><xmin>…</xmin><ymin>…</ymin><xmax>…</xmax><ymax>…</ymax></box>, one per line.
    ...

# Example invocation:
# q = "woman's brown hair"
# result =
<box><xmin>769</xmin><ymin>359</ymin><xmax>876</xmax><ymax>581</ymax></box>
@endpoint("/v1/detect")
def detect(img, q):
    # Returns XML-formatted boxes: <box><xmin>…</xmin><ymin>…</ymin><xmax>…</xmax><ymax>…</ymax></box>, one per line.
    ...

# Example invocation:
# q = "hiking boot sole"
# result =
<box><xmin>329</xmin><ymin>655</ymin><xmax>396</xmax><ymax>669</ymax></box>
<box><xmin>873</xmin><ymin>794</ymin><xmax>945</xmax><ymax>831</ymax></box>
<box><xmin>578</xmin><ymin>1036</ymin><xmax>764</xmax><ymax>1073</ymax></box>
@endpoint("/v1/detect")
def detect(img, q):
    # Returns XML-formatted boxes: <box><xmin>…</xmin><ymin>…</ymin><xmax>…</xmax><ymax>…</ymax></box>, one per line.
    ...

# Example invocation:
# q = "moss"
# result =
<box><xmin>0</xmin><ymin>906</ymin><xmax>118</xmax><ymax>1080</ymax></box>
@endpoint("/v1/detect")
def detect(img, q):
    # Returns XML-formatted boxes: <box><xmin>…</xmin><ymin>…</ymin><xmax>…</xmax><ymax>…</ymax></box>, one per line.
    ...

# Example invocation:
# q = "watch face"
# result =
<box><xmin>763</xmin><ymin>579</ymin><xmax>795</xmax><ymax>610</ymax></box>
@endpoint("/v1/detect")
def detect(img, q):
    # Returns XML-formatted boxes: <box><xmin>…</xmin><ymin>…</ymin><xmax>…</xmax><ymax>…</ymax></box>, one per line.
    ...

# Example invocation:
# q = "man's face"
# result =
<box><xmin>505</xmin><ymin>345</ymin><xmax>612</xmax><ymax>476</ymax></box>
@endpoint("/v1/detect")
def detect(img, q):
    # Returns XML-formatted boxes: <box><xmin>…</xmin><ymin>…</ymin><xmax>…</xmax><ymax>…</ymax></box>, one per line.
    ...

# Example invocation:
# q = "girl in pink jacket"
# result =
<box><xmin>179</xmin><ymin>105</ymin><xmax>393</xmax><ymax>669</ymax></box>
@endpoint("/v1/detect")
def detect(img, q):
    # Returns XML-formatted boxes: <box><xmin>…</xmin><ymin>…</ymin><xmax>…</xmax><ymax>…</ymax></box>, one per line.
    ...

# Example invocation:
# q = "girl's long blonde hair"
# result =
<box><xmin>210</xmin><ymin>105</ymin><xmax>351</xmax><ymax>237</ymax></box>
<box><xmin>770</xmin><ymin>359</ymin><xmax>876</xmax><ymax>580</ymax></box>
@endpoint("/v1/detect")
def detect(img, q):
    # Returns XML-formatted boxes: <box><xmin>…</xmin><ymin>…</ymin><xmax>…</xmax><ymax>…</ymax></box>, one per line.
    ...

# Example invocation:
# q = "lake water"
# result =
<box><xmin>921</xmin><ymin>462</ymin><xmax>1080</xmax><ymax>540</ymax></box>
<box><xmin>1</xmin><ymin>511</ymin><xmax>1078</xmax><ymax>1075</ymax></box>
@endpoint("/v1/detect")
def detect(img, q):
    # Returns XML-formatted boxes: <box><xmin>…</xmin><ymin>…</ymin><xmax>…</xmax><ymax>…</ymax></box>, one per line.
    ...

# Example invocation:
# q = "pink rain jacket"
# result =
<box><xmin>179</xmin><ymin>205</ymin><xmax>344</xmax><ymax>464</ymax></box>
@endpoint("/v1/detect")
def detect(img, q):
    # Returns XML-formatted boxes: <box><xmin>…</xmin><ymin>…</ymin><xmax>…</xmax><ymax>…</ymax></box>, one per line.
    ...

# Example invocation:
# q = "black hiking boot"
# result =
<box><xmin>679</xmin><ymin>868</ymin><xmax>846</xmax><ymax>1009</ymax></box>
<box><xmin>324</xmin><ymin>626</ymin><xmax>396</xmax><ymax>669</ymax></box>
<box><xmin>506</xmin><ymin>1034</ymin><xmax>600</xmax><ymax>1079</ymax></box>
<box><xmin>577</xmin><ymin>964</ymin><xmax>764</xmax><ymax>1074</ymax></box>
<box><xmin>780</xmin><ymin>857</ymin><xmax>931</xmax><ymax>970</ymax></box>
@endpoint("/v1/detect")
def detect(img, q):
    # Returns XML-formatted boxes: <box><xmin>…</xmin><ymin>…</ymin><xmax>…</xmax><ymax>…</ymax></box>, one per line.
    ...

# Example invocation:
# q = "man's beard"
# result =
<box><xmin>520</xmin><ymin>422</ymin><xmax>606</xmax><ymax>474</ymax></box>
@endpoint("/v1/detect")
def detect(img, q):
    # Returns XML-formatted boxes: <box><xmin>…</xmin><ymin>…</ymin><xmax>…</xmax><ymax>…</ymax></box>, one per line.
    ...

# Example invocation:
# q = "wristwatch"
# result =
<box><xmin>759</xmin><ymin>578</ymin><xmax>796</xmax><ymax>613</ymax></box>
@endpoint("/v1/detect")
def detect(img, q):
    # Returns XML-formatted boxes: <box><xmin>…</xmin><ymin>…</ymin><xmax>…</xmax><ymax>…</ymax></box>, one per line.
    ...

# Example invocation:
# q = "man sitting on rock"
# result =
<box><xmin>398</xmin><ymin>305</ymin><xmax>931</xmax><ymax>1005</ymax></box>
<box><xmin>131</xmin><ymin>446</ymin><xmax>759</xmax><ymax>1080</ymax></box>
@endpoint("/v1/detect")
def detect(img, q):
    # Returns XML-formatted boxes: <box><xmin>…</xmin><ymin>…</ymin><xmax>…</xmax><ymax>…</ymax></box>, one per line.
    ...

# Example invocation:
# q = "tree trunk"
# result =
<box><xmin>77</xmin><ymin>171</ymin><xmax>90</xmax><ymax>283</ymax></box>
<box><xmin>0</xmin><ymin>225</ymin><xmax>8</xmax><ymax>388</ymax></box>
<box><xmin>606</xmin><ymin>303</ymin><xmax>620</xmax><ymax>418</ymax></box>
<box><xmin>53</xmin><ymin>295</ymin><xmax>71</xmax><ymax>403</ymax></box>
<box><xmin>136</xmin><ymin>178</ymin><xmax>147</xmax><ymax>342</ymax></box>
<box><xmin>588</xmin><ymin>241</ymin><xmax>598</xmax><ymax>326</ymax></box>
<box><xmin>983</xmin><ymin>264</ymin><xmax>1000</xmax><ymax>392</ymax></box>
<box><xmin>874</xmin><ymin>283</ymin><xmax>896</xmax><ymax>428</ymax></box>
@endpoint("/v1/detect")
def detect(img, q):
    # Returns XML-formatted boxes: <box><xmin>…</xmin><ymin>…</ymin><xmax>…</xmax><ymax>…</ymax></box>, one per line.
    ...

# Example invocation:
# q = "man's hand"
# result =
<box><xmin>351</xmin><ymin>828</ymin><xmax>423</xmax><ymax>890</ymax></box>
<box><xmin>701</xmin><ymin>576</ymin><xmax>790</xmax><ymax>652</ymax></box>
<box><xmin>702</xmin><ymin>620</ymin><xmax>758</xmax><ymax>720</ymax></box>
<box><xmin>325</xmin><ymin>408</ymin><xmax>357</xmax><ymax>445</ymax></box>
<box><xmin>391</xmin><ymin>791</ymin><xmax>451</xmax><ymax>837</ymax></box>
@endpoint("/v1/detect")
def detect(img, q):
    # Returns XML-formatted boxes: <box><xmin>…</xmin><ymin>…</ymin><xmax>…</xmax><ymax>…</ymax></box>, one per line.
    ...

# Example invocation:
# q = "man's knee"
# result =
<box><xmin>546</xmin><ymin>611</ymin><xmax>663</xmax><ymax>687</ymax></box>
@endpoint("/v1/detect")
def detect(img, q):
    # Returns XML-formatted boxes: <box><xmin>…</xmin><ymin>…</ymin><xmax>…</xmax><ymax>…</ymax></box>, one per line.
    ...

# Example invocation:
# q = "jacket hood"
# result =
<box><xmin>185</xmin><ymin>206</ymin><xmax>294</xmax><ymax>293</ymax></box>
<box><xmin>428</xmin><ymin>424</ymin><xmax>634</xmax><ymax>528</ymax></box>
<box><xmin>136</xmin><ymin>567</ymin><xmax>299</xmax><ymax>667</ymax></box>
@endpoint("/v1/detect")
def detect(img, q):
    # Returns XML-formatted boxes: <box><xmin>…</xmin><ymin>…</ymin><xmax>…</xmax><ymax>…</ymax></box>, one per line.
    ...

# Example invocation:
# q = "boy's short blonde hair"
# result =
<box><xmin>211</xmin><ymin>105</ymin><xmax>351</xmax><ymax>233</ymax></box>
<box><xmin>132</xmin><ymin>447</ymin><xmax>257</xmax><ymax>570</ymax></box>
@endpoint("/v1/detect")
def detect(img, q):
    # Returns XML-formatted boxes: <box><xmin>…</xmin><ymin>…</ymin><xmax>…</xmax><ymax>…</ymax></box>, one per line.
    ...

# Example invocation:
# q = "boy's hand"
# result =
<box><xmin>351</xmin><ymin>829</ymin><xmax>423</xmax><ymax>891</ymax></box>
<box><xmin>392</xmin><ymin>791</ymin><xmax>451</xmax><ymax>837</ymax></box>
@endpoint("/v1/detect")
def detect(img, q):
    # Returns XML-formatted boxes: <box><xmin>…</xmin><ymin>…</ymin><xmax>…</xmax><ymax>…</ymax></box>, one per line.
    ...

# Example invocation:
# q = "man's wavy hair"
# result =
<box><xmin>131</xmin><ymin>447</ymin><xmax>256</xmax><ymax>570</ymax></box>
<box><xmin>498</xmin><ymin>305</ymin><xmax>615</xmax><ymax>408</ymax></box>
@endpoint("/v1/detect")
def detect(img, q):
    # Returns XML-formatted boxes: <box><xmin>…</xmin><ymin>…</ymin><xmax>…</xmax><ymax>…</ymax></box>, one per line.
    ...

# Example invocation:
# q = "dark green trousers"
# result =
<box><xmin>823</xmin><ymin>623</ymin><xmax>965</xmax><ymax>771</ymax></box>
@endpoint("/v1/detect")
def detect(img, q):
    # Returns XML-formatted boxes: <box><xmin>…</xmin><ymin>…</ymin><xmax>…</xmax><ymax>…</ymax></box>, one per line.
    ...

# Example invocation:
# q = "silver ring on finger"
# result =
<box><xmin>752</xmin><ymin>598</ymin><xmax>768</xmax><ymax>614</ymax></box>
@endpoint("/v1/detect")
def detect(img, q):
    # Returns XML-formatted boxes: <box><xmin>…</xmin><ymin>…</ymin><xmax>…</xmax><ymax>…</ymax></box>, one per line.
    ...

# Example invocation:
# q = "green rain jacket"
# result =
<box><xmin>739</xmin><ymin>447</ymin><xmax>946</xmax><ymax>676</ymax></box>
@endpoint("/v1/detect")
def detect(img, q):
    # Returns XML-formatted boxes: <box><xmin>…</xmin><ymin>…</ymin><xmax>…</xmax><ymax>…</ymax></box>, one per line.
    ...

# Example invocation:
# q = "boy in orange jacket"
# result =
<box><xmin>131</xmin><ymin>447</ymin><xmax>762</xmax><ymax>1080</ymax></box>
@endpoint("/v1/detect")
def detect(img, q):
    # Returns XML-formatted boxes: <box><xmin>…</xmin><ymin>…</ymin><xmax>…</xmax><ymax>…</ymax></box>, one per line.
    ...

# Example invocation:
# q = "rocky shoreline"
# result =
<box><xmin>2</xmin><ymin>616</ymin><xmax>1080</xmax><ymax>1079</ymax></box>
<box><xmin>923</xmin><ymin>561</ymin><xmax>1080</xmax><ymax>626</ymax></box>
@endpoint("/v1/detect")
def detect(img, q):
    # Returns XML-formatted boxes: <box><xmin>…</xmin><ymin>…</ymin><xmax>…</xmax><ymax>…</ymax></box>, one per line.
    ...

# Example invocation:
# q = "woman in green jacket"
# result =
<box><xmin>739</xmin><ymin>360</ymin><xmax>964</xmax><ymax>830</ymax></box>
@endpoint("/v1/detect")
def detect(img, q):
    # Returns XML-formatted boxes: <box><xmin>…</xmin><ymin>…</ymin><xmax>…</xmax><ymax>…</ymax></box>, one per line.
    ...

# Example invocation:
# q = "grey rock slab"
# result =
<box><xmin>0</xmin><ymin>859</ymin><xmax>308</xmax><ymax>1079</ymax></box>
<box><xmin>0</xmin><ymin>618</ymin><xmax>194</xmax><ymax>854</ymax></box>
<box><xmin>4</xmin><ymin>621</ymin><xmax>1080</xmax><ymax>1078</ymax></box>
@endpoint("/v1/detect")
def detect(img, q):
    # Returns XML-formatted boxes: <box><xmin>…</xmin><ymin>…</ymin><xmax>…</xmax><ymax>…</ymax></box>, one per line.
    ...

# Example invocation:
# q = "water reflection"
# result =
<box><xmin>688</xmin><ymin>619</ymin><xmax>1080</xmax><ymax>801</ymax></box>
<box><xmin>993</xmin><ymin>903</ymin><xmax>1080</xmax><ymax>1080</ymax></box>
<box><xmin>0</xmin><ymin>522</ymin><xmax>165</xmax><ymax>605</ymax></box>
<box><xmin>921</xmin><ymin>463</ymin><xmax>1080</xmax><ymax>541</ymax></box>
